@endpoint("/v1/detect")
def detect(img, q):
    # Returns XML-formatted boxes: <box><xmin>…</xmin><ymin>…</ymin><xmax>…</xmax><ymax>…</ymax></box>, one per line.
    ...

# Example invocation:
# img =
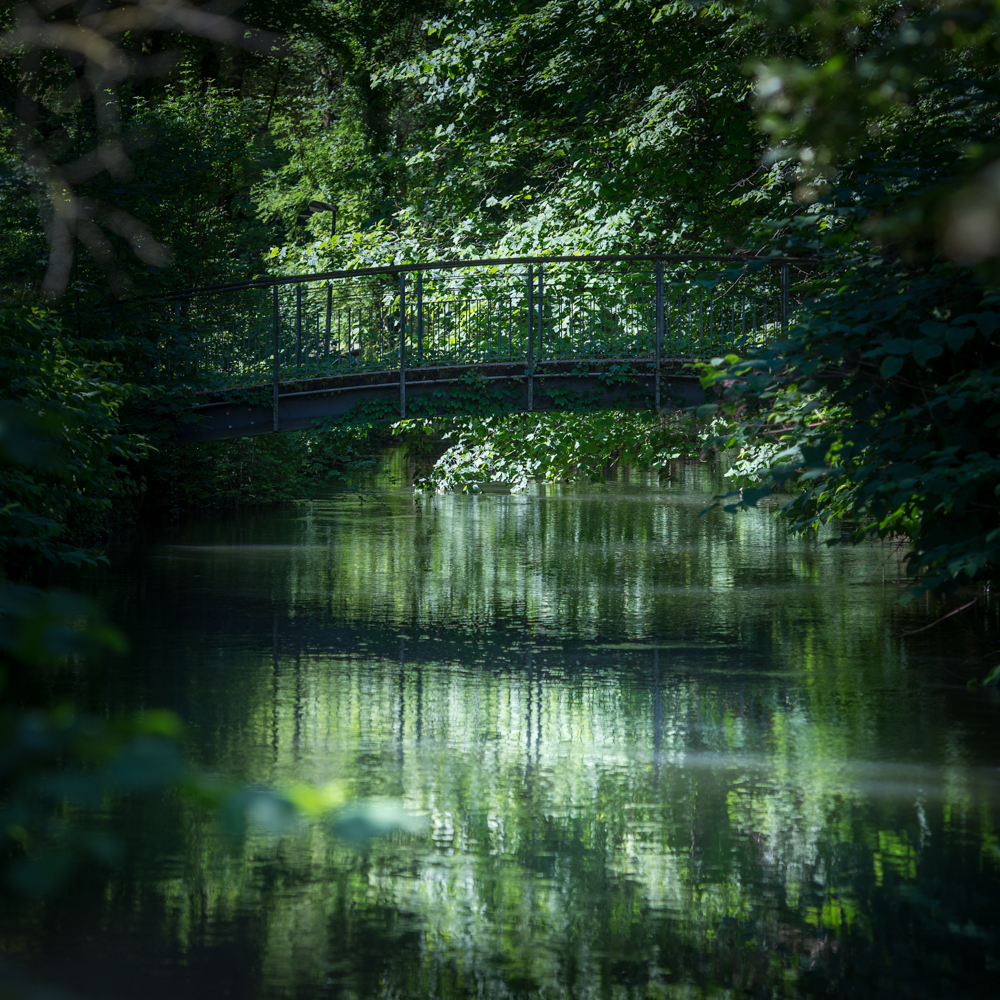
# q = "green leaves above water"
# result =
<box><xmin>699</xmin><ymin>261</ymin><xmax>1000</xmax><ymax>601</ymax></box>
<box><xmin>416</xmin><ymin>410</ymin><xmax>716</xmax><ymax>493</ymax></box>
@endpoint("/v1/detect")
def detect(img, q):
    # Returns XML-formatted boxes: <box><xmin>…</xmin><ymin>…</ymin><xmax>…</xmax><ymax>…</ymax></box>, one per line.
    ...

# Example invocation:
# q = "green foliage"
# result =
<box><xmin>0</xmin><ymin>578</ymin><xmax>188</xmax><ymax>897</ymax></box>
<box><xmin>383</xmin><ymin>0</ymin><xmax>763</xmax><ymax>245</ymax></box>
<box><xmin>683</xmin><ymin>0</ymin><xmax>1000</xmax><ymax>610</ymax></box>
<box><xmin>750</xmin><ymin>0</ymin><xmax>1000</xmax><ymax>267</ymax></box>
<box><xmin>418</xmin><ymin>410</ymin><xmax>716</xmax><ymax>492</ymax></box>
<box><xmin>252</xmin><ymin>0</ymin><xmax>449</xmax><ymax>239</ymax></box>
<box><xmin>700</xmin><ymin>262</ymin><xmax>1000</xmax><ymax>597</ymax></box>
<box><xmin>0</xmin><ymin>572</ymin><xmax>416</xmax><ymax>901</ymax></box>
<box><xmin>118</xmin><ymin>88</ymin><xmax>282</xmax><ymax>293</ymax></box>
<box><xmin>0</xmin><ymin>85</ymin><xmax>277</xmax><ymax>296</ymax></box>
<box><xmin>4</xmin><ymin>0</ymin><xmax>1000</xmax><ymax>606</ymax></box>
<box><xmin>347</xmin><ymin>0</ymin><xmax>1000</xmax><ymax>621</ymax></box>
<box><xmin>270</xmin><ymin>0</ymin><xmax>787</xmax><ymax>275</ymax></box>
<box><xmin>0</xmin><ymin>309</ymin><xmax>148</xmax><ymax>576</ymax></box>
<box><xmin>146</xmin><ymin>423</ymin><xmax>388</xmax><ymax>513</ymax></box>
<box><xmin>0</xmin><ymin>404</ymin><xmax>412</xmax><ymax>902</ymax></box>
<box><xmin>0</xmin><ymin>1</ymin><xmax>344</xmax><ymax>297</ymax></box>
<box><xmin>0</xmin><ymin>574</ymin><xmax>410</xmax><ymax>900</ymax></box>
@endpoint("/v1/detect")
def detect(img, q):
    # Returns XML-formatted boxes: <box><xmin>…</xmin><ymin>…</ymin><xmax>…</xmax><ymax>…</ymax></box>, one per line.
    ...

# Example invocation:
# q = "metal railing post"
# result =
<box><xmin>780</xmin><ymin>263</ymin><xmax>789</xmax><ymax>337</ymax></box>
<box><xmin>537</xmin><ymin>265</ymin><xmax>544</xmax><ymax>356</ymax></box>
<box><xmin>655</xmin><ymin>261</ymin><xmax>663</xmax><ymax>412</ymax></box>
<box><xmin>272</xmin><ymin>285</ymin><xmax>280</xmax><ymax>431</ymax></box>
<box><xmin>325</xmin><ymin>282</ymin><xmax>332</xmax><ymax>358</ymax></box>
<box><xmin>526</xmin><ymin>265</ymin><xmax>534</xmax><ymax>412</ymax></box>
<box><xmin>399</xmin><ymin>271</ymin><xmax>406</xmax><ymax>419</ymax></box>
<box><xmin>416</xmin><ymin>271</ymin><xmax>424</xmax><ymax>359</ymax></box>
<box><xmin>295</xmin><ymin>283</ymin><xmax>302</xmax><ymax>371</ymax></box>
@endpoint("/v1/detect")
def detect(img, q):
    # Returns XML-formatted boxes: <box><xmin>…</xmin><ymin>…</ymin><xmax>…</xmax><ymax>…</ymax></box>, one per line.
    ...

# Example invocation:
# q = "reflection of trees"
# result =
<box><xmin>14</xmin><ymin>465</ymin><xmax>999</xmax><ymax>997</ymax></box>
<box><xmin>125</xmin><ymin>645</ymin><xmax>999</xmax><ymax>998</ymax></box>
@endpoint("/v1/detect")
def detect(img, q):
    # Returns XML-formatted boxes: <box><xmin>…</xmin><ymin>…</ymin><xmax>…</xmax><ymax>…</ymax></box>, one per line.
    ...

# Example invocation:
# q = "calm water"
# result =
<box><xmin>5</xmin><ymin>458</ymin><xmax>1000</xmax><ymax>999</ymax></box>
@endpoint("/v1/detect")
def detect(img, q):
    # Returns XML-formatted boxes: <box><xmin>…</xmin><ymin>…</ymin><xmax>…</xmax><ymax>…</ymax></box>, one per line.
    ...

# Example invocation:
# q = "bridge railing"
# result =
<box><xmin>110</xmin><ymin>255</ymin><xmax>812</xmax><ymax>391</ymax></box>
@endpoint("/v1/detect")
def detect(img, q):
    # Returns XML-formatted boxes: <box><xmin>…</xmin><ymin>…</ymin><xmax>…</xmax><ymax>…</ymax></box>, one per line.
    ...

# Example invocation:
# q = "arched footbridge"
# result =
<box><xmin>115</xmin><ymin>254</ymin><xmax>808</xmax><ymax>442</ymax></box>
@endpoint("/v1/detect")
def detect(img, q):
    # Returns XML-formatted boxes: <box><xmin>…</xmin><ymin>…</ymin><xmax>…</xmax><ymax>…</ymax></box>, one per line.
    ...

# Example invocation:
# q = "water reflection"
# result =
<box><xmin>4</xmin><ymin>461</ymin><xmax>1000</xmax><ymax>999</ymax></box>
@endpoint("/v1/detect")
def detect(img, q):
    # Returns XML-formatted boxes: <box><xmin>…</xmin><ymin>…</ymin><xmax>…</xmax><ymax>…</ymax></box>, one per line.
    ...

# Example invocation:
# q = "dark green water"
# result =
<box><xmin>5</xmin><ymin>459</ymin><xmax>1000</xmax><ymax>999</ymax></box>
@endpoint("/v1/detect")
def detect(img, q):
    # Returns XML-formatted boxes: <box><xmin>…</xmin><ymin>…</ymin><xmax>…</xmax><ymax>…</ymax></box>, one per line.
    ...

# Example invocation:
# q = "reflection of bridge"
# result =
<box><xmin>116</xmin><ymin>254</ymin><xmax>805</xmax><ymax>442</ymax></box>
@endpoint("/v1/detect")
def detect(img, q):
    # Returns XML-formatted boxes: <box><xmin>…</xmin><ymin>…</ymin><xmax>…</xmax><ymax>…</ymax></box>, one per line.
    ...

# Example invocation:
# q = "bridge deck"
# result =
<box><xmin>178</xmin><ymin>358</ymin><xmax>706</xmax><ymax>442</ymax></box>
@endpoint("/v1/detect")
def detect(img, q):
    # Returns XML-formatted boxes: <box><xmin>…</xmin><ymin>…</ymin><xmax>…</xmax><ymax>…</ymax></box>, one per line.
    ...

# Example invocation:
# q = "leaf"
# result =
<box><xmin>137</xmin><ymin>709</ymin><xmax>183</xmax><ymax>738</ymax></box>
<box><xmin>973</xmin><ymin>313</ymin><xmax>1000</xmax><ymax>336</ymax></box>
<box><xmin>880</xmin><ymin>355</ymin><xmax>904</xmax><ymax>379</ymax></box>
<box><xmin>945</xmin><ymin>325</ymin><xmax>977</xmax><ymax>351</ymax></box>
<box><xmin>980</xmin><ymin>663</ymin><xmax>1000</xmax><ymax>687</ymax></box>
<box><xmin>739</xmin><ymin>486</ymin><xmax>772</xmax><ymax>507</ymax></box>
<box><xmin>879</xmin><ymin>338</ymin><xmax>914</xmax><ymax>356</ymax></box>
<box><xmin>911</xmin><ymin>340</ymin><xmax>943</xmax><ymax>367</ymax></box>
<box><xmin>284</xmin><ymin>780</ymin><xmax>350</xmax><ymax>817</ymax></box>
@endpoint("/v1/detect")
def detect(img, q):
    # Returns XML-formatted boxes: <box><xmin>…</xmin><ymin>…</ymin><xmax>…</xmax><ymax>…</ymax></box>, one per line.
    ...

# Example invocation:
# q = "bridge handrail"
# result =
<box><xmin>99</xmin><ymin>251</ymin><xmax>815</xmax><ymax>417</ymax></box>
<box><xmin>110</xmin><ymin>252</ymin><xmax>818</xmax><ymax>306</ymax></box>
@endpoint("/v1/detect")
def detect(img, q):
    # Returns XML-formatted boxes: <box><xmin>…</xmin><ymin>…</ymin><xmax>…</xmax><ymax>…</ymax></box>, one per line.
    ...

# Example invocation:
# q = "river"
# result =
<box><xmin>5</xmin><ymin>456</ymin><xmax>1000</xmax><ymax>998</ymax></box>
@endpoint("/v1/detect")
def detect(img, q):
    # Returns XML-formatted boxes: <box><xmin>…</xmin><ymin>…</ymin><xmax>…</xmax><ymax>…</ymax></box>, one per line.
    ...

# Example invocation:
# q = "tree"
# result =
<box><xmin>700</xmin><ymin>0</ymin><xmax>1000</xmax><ymax>600</ymax></box>
<box><xmin>0</xmin><ymin>0</ymin><xmax>284</xmax><ymax>297</ymax></box>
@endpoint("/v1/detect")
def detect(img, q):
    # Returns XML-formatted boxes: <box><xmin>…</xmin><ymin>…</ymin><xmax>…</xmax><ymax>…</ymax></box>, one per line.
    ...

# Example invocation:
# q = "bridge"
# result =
<box><xmin>114</xmin><ymin>254</ymin><xmax>805</xmax><ymax>442</ymax></box>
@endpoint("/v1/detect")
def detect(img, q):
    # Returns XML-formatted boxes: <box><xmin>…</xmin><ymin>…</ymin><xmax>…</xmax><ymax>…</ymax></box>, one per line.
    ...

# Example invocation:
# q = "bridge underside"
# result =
<box><xmin>176</xmin><ymin>359</ymin><xmax>707</xmax><ymax>443</ymax></box>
